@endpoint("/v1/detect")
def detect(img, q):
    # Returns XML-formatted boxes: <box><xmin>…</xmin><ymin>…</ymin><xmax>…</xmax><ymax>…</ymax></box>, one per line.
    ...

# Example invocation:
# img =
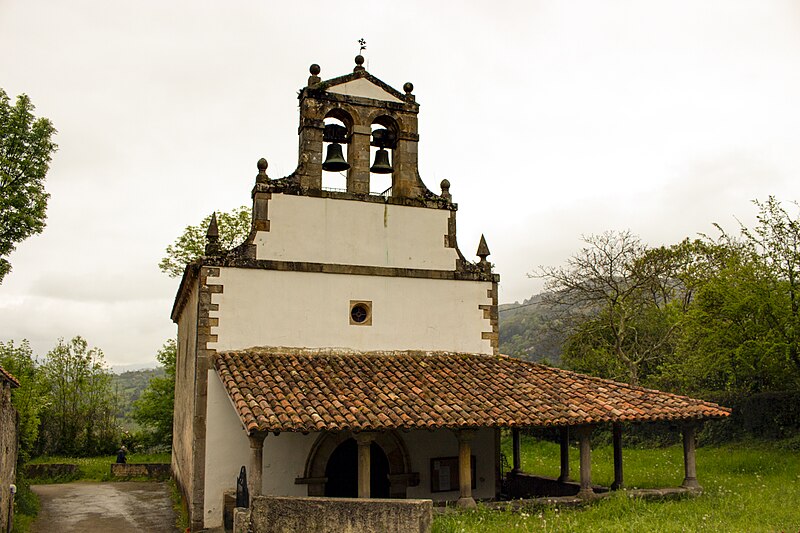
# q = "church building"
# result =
<box><xmin>170</xmin><ymin>57</ymin><xmax>729</xmax><ymax>531</ymax></box>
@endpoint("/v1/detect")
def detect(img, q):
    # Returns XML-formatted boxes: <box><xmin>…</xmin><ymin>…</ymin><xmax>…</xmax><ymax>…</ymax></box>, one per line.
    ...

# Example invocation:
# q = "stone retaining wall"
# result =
<box><xmin>23</xmin><ymin>464</ymin><xmax>79</xmax><ymax>480</ymax></box>
<box><xmin>247</xmin><ymin>496</ymin><xmax>432</xmax><ymax>533</ymax></box>
<box><xmin>110</xmin><ymin>463</ymin><xmax>171</xmax><ymax>480</ymax></box>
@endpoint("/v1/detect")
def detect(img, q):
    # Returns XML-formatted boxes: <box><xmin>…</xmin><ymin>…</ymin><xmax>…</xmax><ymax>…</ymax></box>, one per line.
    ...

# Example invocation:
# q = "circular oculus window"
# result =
<box><xmin>350</xmin><ymin>303</ymin><xmax>369</xmax><ymax>324</ymax></box>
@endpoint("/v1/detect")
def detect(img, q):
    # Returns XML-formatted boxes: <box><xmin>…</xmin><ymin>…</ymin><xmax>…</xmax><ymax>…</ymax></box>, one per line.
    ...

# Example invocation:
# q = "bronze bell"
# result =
<box><xmin>322</xmin><ymin>143</ymin><xmax>350</xmax><ymax>172</ymax></box>
<box><xmin>370</xmin><ymin>148</ymin><xmax>393</xmax><ymax>174</ymax></box>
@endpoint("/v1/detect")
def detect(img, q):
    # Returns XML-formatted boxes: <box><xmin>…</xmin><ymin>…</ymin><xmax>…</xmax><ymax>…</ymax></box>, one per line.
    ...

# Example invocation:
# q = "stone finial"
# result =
<box><xmin>477</xmin><ymin>234</ymin><xmax>490</xmax><ymax>263</ymax></box>
<box><xmin>354</xmin><ymin>54</ymin><xmax>365</xmax><ymax>72</ymax></box>
<box><xmin>403</xmin><ymin>81</ymin><xmax>416</xmax><ymax>102</ymax></box>
<box><xmin>440</xmin><ymin>179</ymin><xmax>451</xmax><ymax>200</ymax></box>
<box><xmin>308</xmin><ymin>64</ymin><xmax>321</xmax><ymax>86</ymax></box>
<box><xmin>205</xmin><ymin>212</ymin><xmax>221</xmax><ymax>256</ymax></box>
<box><xmin>256</xmin><ymin>157</ymin><xmax>269</xmax><ymax>184</ymax></box>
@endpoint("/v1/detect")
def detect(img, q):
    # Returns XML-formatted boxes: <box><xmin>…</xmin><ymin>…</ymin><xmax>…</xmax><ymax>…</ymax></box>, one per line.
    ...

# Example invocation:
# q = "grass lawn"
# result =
<box><xmin>27</xmin><ymin>452</ymin><xmax>171</xmax><ymax>482</ymax></box>
<box><xmin>433</xmin><ymin>435</ymin><xmax>800</xmax><ymax>532</ymax></box>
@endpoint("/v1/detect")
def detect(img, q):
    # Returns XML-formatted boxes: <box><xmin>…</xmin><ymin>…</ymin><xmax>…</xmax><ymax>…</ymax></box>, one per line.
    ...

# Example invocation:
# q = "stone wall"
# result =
<box><xmin>110</xmin><ymin>463</ymin><xmax>170</xmax><ymax>480</ymax></box>
<box><xmin>248</xmin><ymin>496</ymin><xmax>432</xmax><ymax>533</ymax></box>
<box><xmin>0</xmin><ymin>381</ymin><xmax>18</xmax><ymax>533</ymax></box>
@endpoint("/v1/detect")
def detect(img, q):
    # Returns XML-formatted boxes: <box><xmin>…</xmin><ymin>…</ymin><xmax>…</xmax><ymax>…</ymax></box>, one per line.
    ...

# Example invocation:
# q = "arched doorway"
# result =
<box><xmin>300</xmin><ymin>430</ymin><xmax>417</xmax><ymax>498</ymax></box>
<box><xmin>323</xmin><ymin>438</ymin><xmax>390</xmax><ymax>498</ymax></box>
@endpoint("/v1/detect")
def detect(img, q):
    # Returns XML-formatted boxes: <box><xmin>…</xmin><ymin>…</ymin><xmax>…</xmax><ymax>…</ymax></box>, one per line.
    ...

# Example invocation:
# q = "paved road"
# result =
<box><xmin>31</xmin><ymin>482</ymin><xmax>178</xmax><ymax>533</ymax></box>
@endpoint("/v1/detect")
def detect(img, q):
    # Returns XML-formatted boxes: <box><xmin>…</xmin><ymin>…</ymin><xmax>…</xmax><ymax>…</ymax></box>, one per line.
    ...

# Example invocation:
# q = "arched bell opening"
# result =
<box><xmin>321</xmin><ymin>114</ymin><xmax>351</xmax><ymax>191</ymax></box>
<box><xmin>369</xmin><ymin>116</ymin><xmax>398</xmax><ymax>196</ymax></box>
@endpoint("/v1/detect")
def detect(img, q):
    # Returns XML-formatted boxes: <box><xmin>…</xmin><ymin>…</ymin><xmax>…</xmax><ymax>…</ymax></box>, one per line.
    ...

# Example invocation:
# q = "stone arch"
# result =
<box><xmin>301</xmin><ymin>430</ymin><xmax>414</xmax><ymax>498</ymax></box>
<box><xmin>323</xmin><ymin>104</ymin><xmax>360</xmax><ymax>130</ymax></box>
<box><xmin>365</xmin><ymin>109</ymin><xmax>408</xmax><ymax>133</ymax></box>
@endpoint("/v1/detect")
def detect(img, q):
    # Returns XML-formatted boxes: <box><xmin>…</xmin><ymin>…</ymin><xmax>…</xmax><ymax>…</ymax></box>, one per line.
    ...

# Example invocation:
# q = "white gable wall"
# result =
<box><xmin>326</xmin><ymin>78</ymin><xmax>404</xmax><ymax>102</ymax></box>
<box><xmin>254</xmin><ymin>194</ymin><xmax>459</xmax><ymax>270</ymax></box>
<box><xmin>209</xmin><ymin>268</ymin><xmax>493</xmax><ymax>354</ymax></box>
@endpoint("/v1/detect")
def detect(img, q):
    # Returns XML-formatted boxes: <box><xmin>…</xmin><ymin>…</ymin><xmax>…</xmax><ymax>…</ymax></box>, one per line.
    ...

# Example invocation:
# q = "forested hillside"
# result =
<box><xmin>498</xmin><ymin>294</ymin><xmax>566</xmax><ymax>364</ymax></box>
<box><xmin>112</xmin><ymin>368</ymin><xmax>164</xmax><ymax>425</ymax></box>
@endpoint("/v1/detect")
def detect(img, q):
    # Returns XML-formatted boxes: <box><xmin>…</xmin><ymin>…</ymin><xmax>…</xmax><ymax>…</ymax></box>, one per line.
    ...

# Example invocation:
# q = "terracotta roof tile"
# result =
<box><xmin>214</xmin><ymin>350</ymin><xmax>730</xmax><ymax>434</ymax></box>
<box><xmin>0</xmin><ymin>364</ymin><xmax>20</xmax><ymax>388</ymax></box>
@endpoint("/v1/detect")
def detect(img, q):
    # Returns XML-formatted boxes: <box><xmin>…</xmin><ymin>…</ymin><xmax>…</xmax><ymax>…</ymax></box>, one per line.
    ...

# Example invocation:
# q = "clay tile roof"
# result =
<box><xmin>214</xmin><ymin>349</ymin><xmax>731</xmax><ymax>435</ymax></box>
<box><xmin>0</xmin><ymin>364</ymin><xmax>20</xmax><ymax>388</ymax></box>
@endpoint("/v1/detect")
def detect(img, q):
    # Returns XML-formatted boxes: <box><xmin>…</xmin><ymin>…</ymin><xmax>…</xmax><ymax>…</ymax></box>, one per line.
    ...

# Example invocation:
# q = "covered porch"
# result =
<box><xmin>504</xmin><ymin>422</ymin><xmax>703</xmax><ymax>501</ymax></box>
<box><xmin>215</xmin><ymin>347</ymin><xmax>730</xmax><ymax>509</ymax></box>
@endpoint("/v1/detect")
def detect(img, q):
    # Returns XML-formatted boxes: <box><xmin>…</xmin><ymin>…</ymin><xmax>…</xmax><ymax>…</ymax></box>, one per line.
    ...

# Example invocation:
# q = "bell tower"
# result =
<box><xmin>293</xmin><ymin>55</ymin><xmax>425</xmax><ymax>199</ymax></box>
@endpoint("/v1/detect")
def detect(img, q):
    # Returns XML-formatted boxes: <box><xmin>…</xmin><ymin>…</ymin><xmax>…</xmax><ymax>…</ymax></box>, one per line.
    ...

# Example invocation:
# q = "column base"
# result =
<box><xmin>576</xmin><ymin>488</ymin><xmax>595</xmax><ymax>500</ymax></box>
<box><xmin>456</xmin><ymin>497</ymin><xmax>477</xmax><ymax>509</ymax></box>
<box><xmin>557</xmin><ymin>475</ymin><xmax>572</xmax><ymax>483</ymax></box>
<box><xmin>611</xmin><ymin>481</ymin><xmax>624</xmax><ymax>491</ymax></box>
<box><xmin>681</xmin><ymin>477</ymin><xmax>701</xmax><ymax>490</ymax></box>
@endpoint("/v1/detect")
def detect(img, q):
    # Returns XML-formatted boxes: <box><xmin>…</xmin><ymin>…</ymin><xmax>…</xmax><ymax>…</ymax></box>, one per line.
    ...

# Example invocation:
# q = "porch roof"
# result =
<box><xmin>214</xmin><ymin>349</ymin><xmax>730</xmax><ymax>435</ymax></box>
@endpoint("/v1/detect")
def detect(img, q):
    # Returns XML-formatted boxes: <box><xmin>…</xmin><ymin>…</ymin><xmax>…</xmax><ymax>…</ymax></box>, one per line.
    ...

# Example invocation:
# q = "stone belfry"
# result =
<box><xmin>293</xmin><ymin>55</ymin><xmax>424</xmax><ymax>199</ymax></box>
<box><xmin>187</xmin><ymin>54</ymin><xmax>499</xmax><ymax>357</ymax></box>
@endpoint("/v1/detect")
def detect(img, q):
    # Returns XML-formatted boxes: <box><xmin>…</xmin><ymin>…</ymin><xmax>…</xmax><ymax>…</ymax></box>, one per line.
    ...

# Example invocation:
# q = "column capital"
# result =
<box><xmin>248</xmin><ymin>432</ymin><xmax>267</xmax><ymax>448</ymax></box>
<box><xmin>353</xmin><ymin>431</ymin><xmax>378</xmax><ymax>445</ymax></box>
<box><xmin>454</xmin><ymin>428</ymin><xmax>476</xmax><ymax>443</ymax></box>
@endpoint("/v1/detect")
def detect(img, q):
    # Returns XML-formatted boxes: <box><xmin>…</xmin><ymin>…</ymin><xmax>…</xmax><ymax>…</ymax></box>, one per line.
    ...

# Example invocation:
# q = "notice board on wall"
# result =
<box><xmin>430</xmin><ymin>456</ymin><xmax>476</xmax><ymax>492</ymax></box>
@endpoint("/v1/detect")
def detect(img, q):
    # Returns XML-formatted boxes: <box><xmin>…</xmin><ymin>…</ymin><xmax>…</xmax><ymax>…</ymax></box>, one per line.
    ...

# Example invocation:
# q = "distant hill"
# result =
<box><xmin>499</xmin><ymin>292</ymin><xmax>566</xmax><ymax>364</ymax></box>
<box><xmin>112</xmin><ymin>368</ymin><xmax>165</xmax><ymax>428</ymax></box>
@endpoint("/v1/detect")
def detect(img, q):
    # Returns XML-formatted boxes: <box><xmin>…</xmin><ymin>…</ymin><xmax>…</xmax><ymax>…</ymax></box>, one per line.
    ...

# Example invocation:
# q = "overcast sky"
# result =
<box><xmin>2</xmin><ymin>1</ymin><xmax>799</xmax><ymax>368</ymax></box>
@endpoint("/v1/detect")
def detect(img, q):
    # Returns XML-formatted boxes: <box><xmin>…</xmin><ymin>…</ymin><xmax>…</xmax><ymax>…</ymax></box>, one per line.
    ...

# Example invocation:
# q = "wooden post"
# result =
<box><xmin>248</xmin><ymin>432</ymin><xmax>267</xmax><ymax>497</ymax></box>
<box><xmin>611</xmin><ymin>423</ymin><xmax>624</xmax><ymax>490</ymax></box>
<box><xmin>575</xmin><ymin>425</ymin><xmax>594</xmax><ymax>499</ymax></box>
<box><xmin>511</xmin><ymin>428</ymin><xmax>521</xmax><ymax>474</ymax></box>
<box><xmin>354</xmin><ymin>432</ymin><xmax>376</xmax><ymax>498</ymax></box>
<box><xmin>681</xmin><ymin>424</ymin><xmax>701</xmax><ymax>490</ymax></box>
<box><xmin>456</xmin><ymin>430</ymin><xmax>477</xmax><ymax>508</ymax></box>
<box><xmin>558</xmin><ymin>426</ymin><xmax>571</xmax><ymax>482</ymax></box>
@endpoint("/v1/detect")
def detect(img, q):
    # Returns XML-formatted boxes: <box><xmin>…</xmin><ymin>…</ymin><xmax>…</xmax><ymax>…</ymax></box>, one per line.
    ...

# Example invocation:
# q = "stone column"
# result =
<box><xmin>511</xmin><ymin>428</ymin><xmax>521</xmax><ymax>474</ymax></box>
<box><xmin>575</xmin><ymin>425</ymin><xmax>594</xmax><ymax>499</ymax></box>
<box><xmin>392</xmin><ymin>134</ymin><xmax>421</xmax><ymax>199</ymax></box>
<box><xmin>248</xmin><ymin>432</ymin><xmax>267</xmax><ymax>497</ymax></box>
<box><xmin>611</xmin><ymin>423</ymin><xmax>624</xmax><ymax>490</ymax></box>
<box><xmin>456</xmin><ymin>430</ymin><xmax>477</xmax><ymax>508</ymax></box>
<box><xmin>354</xmin><ymin>432</ymin><xmax>376</xmax><ymax>498</ymax></box>
<box><xmin>346</xmin><ymin>125</ymin><xmax>371</xmax><ymax>194</ymax></box>
<box><xmin>558</xmin><ymin>427</ymin><xmax>571</xmax><ymax>482</ymax></box>
<box><xmin>296</xmin><ymin>113</ymin><xmax>324</xmax><ymax>190</ymax></box>
<box><xmin>681</xmin><ymin>424</ymin><xmax>701</xmax><ymax>490</ymax></box>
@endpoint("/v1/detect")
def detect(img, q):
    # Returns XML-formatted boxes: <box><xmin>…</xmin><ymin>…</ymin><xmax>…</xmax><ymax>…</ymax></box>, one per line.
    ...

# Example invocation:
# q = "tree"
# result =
<box><xmin>159</xmin><ymin>205</ymin><xmax>251</xmax><ymax>277</ymax></box>
<box><xmin>535</xmin><ymin>231</ymin><xmax>694</xmax><ymax>385</ymax></box>
<box><xmin>666</xmin><ymin>198</ymin><xmax>800</xmax><ymax>394</ymax></box>
<box><xmin>0</xmin><ymin>340</ymin><xmax>45</xmax><ymax>464</ymax></box>
<box><xmin>38</xmin><ymin>337</ymin><xmax>119</xmax><ymax>456</ymax></box>
<box><xmin>132</xmin><ymin>339</ymin><xmax>176</xmax><ymax>448</ymax></box>
<box><xmin>0</xmin><ymin>88</ymin><xmax>57</xmax><ymax>283</ymax></box>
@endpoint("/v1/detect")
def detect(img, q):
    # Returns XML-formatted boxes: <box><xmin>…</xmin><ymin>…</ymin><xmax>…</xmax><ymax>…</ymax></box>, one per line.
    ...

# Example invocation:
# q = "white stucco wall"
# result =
<box><xmin>254</xmin><ymin>195</ymin><xmax>459</xmax><ymax>270</ymax></box>
<box><xmin>404</xmin><ymin>428</ymin><xmax>497</xmax><ymax>502</ymax></box>
<box><xmin>208</xmin><ymin>268</ymin><xmax>493</xmax><ymax>354</ymax></box>
<box><xmin>262</xmin><ymin>432</ymin><xmax>317</xmax><ymax>496</ymax></box>
<box><xmin>204</xmin><ymin>369</ymin><xmax>250</xmax><ymax>528</ymax></box>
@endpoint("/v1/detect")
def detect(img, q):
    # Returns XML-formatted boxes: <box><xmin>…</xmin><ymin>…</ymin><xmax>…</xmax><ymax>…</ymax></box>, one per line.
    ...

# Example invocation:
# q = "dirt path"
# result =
<box><xmin>31</xmin><ymin>482</ymin><xmax>178</xmax><ymax>533</ymax></box>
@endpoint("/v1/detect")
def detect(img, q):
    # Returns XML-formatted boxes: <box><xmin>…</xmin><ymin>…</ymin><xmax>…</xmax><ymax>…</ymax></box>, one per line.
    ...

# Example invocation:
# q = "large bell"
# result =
<box><xmin>370</xmin><ymin>148</ymin><xmax>393</xmax><ymax>174</ymax></box>
<box><xmin>322</xmin><ymin>143</ymin><xmax>350</xmax><ymax>172</ymax></box>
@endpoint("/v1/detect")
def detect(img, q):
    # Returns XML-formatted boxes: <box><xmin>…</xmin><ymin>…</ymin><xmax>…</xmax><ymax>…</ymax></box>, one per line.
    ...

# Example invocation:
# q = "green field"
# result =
<box><xmin>433</xmin><ymin>436</ymin><xmax>800</xmax><ymax>532</ymax></box>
